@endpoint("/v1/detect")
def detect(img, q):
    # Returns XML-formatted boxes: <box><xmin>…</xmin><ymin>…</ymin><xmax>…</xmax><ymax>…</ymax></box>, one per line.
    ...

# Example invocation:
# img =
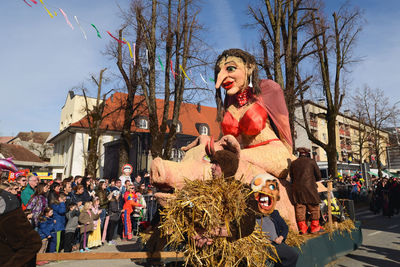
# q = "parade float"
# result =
<box><xmin>147</xmin><ymin>49</ymin><xmax>362</xmax><ymax>266</ymax></box>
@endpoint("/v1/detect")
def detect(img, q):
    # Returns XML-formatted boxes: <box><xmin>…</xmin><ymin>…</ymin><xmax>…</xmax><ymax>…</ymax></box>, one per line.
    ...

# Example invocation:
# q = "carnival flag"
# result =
<box><xmin>123</xmin><ymin>38</ymin><xmax>133</xmax><ymax>58</ymax></box>
<box><xmin>180</xmin><ymin>65</ymin><xmax>191</xmax><ymax>80</ymax></box>
<box><xmin>107</xmin><ymin>31</ymin><xmax>126</xmax><ymax>44</ymax></box>
<box><xmin>74</xmin><ymin>16</ymin><xmax>87</xmax><ymax>40</ymax></box>
<box><xmin>23</xmin><ymin>0</ymin><xmax>32</xmax><ymax>7</ymax></box>
<box><xmin>39</xmin><ymin>0</ymin><xmax>56</xmax><ymax>18</ymax></box>
<box><xmin>200</xmin><ymin>73</ymin><xmax>208</xmax><ymax>84</ymax></box>
<box><xmin>91</xmin><ymin>24</ymin><xmax>102</xmax><ymax>38</ymax></box>
<box><xmin>59</xmin><ymin>8</ymin><xmax>74</xmax><ymax>30</ymax></box>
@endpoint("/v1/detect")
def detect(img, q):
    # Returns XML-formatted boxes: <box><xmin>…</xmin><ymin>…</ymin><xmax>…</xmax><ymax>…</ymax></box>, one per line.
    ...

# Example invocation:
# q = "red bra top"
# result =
<box><xmin>221</xmin><ymin>102</ymin><xmax>268</xmax><ymax>137</ymax></box>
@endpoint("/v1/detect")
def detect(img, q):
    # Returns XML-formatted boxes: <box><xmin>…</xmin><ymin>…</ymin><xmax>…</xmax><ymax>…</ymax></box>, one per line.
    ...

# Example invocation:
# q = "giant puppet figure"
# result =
<box><xmin>151</xmin><ymin>48</ymin><xmax>298</xmax><ymax>228</ymax></box>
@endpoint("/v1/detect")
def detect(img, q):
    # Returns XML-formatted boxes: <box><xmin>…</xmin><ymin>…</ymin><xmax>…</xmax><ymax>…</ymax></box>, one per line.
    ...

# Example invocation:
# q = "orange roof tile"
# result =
<box><xmin>71</xmin><ymin>92</ymin><xmax>220</xmax><ymax>139</ymax></box>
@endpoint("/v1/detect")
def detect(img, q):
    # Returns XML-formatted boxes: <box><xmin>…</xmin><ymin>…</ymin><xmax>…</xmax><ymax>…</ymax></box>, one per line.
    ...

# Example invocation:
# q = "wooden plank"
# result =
<box><xmin>37</xmin><ymin>252</ymin><xmax>185</xmax><ymax>261</ymax></box>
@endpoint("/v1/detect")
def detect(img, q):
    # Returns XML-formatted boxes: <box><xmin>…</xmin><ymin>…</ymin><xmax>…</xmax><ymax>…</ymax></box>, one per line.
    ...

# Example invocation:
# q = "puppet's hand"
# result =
<box><xmin>274</xmin><ymin>236</ymin><xmax>284</xmax><ymax>244</ymax></box>
<box><xmin>192</xmin><ymin>226</ymin><xmax>229</xmax><ymax>248</ymax></box>
<box><xmin>181</xmin><ymin>135</ymin><xmax>212</xmax><ymax>151</ymax></box>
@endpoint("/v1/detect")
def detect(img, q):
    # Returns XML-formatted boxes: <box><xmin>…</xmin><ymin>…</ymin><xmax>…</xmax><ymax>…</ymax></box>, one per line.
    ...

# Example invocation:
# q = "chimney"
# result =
<box><xmin>317</xmin><ymin>98</ymin><xmax>325</xmax><ymax>107</ymax></box>
<box><xmin>197</xmin><ymin>102</ymin><xmax>201</xmax><ymax>113</ymax></box>
<box><xmin>343</xmin><ymin>109</ymin><xmax>350</xmax><ymax>116</ymax></box>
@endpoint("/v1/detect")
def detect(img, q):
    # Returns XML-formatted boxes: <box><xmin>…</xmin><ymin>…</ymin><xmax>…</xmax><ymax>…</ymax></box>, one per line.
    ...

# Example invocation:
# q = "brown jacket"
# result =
<box><xmin>0</xmin><ymin>208</ymin><xmax>41</xmax><ymax>267</ymax></box>
<box><xmin>78</xmin><ymin>209</ymin><xmax>100</xmax><ymax>234</ymax></box>
<box><xmin>289</xmin><ymin>156</ymin><xmax>321</xmax><ymax>205</ymax></box>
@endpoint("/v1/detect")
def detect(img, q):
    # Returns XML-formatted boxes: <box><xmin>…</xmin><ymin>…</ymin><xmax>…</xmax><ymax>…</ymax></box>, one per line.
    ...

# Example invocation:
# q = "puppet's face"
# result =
<box><xmin>216</xmin><ymin>56</ymin><xmax>251</xmax><ymax>95</ymax></box>
<box><xmin>251</xmin><ymin>174</ymin><xmax>280</xmax><ymax>215</ymax></box>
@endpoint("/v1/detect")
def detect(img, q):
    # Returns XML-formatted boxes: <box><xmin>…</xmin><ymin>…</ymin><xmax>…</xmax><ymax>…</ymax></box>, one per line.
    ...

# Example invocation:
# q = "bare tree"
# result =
<box><xmin>299</xmin><ymin>5</ymin><xmax>362</xmax><ymax>177</ymax></box>
<box><xmin>248</xmin><ymin>0</ymin><xmax>322</xmax><ymax>147</ymax></box>
<box><xmin>355</xmin><ymin>86</ymin><xmax>399</xmax><ymax>178</ymax></box>
<box><xmin>78</xmin><ymin>68</ymin><xmax>119</xmax><ymax>177</ymax></box>
<box><xmin>133</xmin><ymin>0</ymin><xmax>207</xmax><ymax>159</ymax></box>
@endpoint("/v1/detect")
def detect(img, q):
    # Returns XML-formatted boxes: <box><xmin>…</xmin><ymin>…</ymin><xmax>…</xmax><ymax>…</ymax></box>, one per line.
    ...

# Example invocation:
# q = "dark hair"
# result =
<box><xmin>39</xmin><ymin>207</ymin><xmax>53</xmax><ymax>222</ymax></box>
<box><xmin>214</xmin><ymin>48</ymin><xmax>260</xmax><ymax>121</ymax></box>
<box><xmin>32</xmin><ymin>182</ymin><xmax>48</xmax><ymax>197</ymax></box>
<box><xmin>67</xmin><ymin>202</ymin><xmax>77</xmax><ymax>211</ymax></box>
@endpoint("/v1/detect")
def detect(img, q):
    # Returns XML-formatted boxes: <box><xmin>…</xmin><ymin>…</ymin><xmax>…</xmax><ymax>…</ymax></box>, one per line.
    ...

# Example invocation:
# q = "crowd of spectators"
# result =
<box><xmin>0</xmin><ymin>172</ymin><xmax>157</xmax><ymax>266</ymax></box>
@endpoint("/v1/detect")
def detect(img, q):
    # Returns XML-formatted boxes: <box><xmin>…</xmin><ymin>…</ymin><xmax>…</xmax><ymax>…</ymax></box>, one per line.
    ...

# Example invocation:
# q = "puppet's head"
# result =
<box><xmin>214</xmin><ymin>49</ymin><xmax>260</xmax><ymax>96</ymax></box>
<box><xmin>250</xmin><ymin>173</ymin><xmax>280</xmax><ymax>215</ymax></box>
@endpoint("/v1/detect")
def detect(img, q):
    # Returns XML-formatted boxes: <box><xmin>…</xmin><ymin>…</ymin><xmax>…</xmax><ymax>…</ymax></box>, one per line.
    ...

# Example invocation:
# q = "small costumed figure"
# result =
<box><xmin>289</xmin><ymin>147</ymin><xmax>323</xmax><ymax>234</ymax></box>
<box><xmin>250</xmin><ymin>173</ymin><xmax>299</xmax><ymax>267</ymax></box>
<box><xmin>122</xmin><ymin>195</ymin><xmax>142</xmax><ymax>240</ymax></box>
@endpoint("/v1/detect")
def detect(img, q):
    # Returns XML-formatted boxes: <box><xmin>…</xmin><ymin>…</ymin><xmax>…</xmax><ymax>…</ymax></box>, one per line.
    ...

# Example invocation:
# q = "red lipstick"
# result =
<box><xmin>222</xmin><ymin>81</ymin><xmax>233</xmax><ymax>90</ymax></box>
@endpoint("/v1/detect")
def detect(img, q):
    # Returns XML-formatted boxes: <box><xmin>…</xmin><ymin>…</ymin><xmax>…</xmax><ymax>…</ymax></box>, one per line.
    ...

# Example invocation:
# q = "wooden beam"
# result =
<box><xmin>37</xmin><ymin>252</ymin><xmax>185</xmax><ymax>261</ymax></box>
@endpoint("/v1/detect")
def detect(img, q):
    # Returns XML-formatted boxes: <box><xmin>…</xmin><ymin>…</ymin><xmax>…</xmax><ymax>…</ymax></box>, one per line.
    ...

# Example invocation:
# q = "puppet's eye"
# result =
<box><xmin>227</xmin><ymin>66</ymin><xmax>236</xmax><ymax>72</ymax></box>
<box><xmin>269</xmin><ymin>184</ymin><xmax>275</xmax><ymax>190</ymax></box>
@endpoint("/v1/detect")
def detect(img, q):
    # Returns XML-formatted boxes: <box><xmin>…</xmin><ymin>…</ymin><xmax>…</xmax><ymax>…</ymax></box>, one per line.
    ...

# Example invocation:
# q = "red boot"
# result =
<box><xmin>310</xmin><ymin>220</ymin><xmax>324</xmax><ymax>234</ymax></box>
<box><xmin>297</xmin><ymin>221</ymin><xmax>308</xmax><ymax>235</ymax></box>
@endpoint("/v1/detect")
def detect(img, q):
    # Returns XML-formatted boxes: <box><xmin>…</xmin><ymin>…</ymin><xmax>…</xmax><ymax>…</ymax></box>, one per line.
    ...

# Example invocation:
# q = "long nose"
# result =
<box><xmin>215</xmin><ymin>69</ymin><xmax>228</xmax><ymax>89</ymax></box>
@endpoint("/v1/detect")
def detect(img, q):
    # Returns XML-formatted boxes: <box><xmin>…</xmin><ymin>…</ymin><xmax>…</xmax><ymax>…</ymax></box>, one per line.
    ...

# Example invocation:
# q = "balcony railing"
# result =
<box><xmin>310</xmin><ymin>120</ymin><xmax>318</xmax><ymax>128</ymax></box>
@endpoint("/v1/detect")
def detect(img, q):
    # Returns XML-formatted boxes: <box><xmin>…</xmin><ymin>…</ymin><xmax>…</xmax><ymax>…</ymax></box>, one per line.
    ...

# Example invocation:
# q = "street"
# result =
<box><xmin>328</xmin><ymin>205</ymin><xmax>400</xmax><ymax>267</ymax></box>
<box><xmin>46</xmin><ymin>203</ymin><xmax>400</xmax><ymax>267</ymax></box>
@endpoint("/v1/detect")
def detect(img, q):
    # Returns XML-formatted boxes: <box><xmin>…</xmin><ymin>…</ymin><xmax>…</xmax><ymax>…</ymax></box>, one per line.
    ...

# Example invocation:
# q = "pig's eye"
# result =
<box><xmin>269</xmin><ymin>184</ymin><xmax>275</xmax><ymax>190</ymax></box>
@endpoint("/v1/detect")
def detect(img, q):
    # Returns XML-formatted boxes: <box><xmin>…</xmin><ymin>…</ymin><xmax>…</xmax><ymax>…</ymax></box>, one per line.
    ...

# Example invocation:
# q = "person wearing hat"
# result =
<box><xmin>289</xmin><ymin>147</ymin><xmax>323</xmax><ymax>234</ymax></box>
<box><xmin>209</xmin><ymin>150</ymin><xmax>239</xmax><ymax>179</ymax></box>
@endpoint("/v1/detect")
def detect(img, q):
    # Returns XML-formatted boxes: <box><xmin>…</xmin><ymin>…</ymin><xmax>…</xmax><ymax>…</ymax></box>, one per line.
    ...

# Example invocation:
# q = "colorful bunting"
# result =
<box><xmin>123</xmin><ymin>38</ymin><xmax>133</xmax><ymax>58</ymax></box>
<box><xmin>59</xmin><ymin>8</ymin><xmax>74</xmax><ymax>30</ymax></box>
<box><xmin>200</xmin><ymin>73</ymin><xmax>208</xmax><ymax>84</ymax></box>
<box><xmin>74</xmin><ymin>16</ymin><xmax>87</xmax><ymax>40</ymax></box>
<box><xmin>170</xmin><ymin>60</ymin><xmax>176</xmax><ymax>78</ymax></box>
<box><xmin>133</xmin><ymin>43</ymin><xmax>136</xmax><ymax>65</ymax></box>
<box><xmin>29</xmin><ymin>0</ymin><xmax>38</xmax><ymax>3</ymax></box>
<box><xmin>209</xmin><ymin>78</ymin><xmax>215</xmax><ymax>82</ymax></box>
<box><xmin>91</xmin><ymin>24</ymin><xmax>101</xmax><ymax>38</ymax></box>
<box><xmin>145</xmin><ymin>49</ymin><xmax>149</xmax><ymax>68</ymax></box>
<box><xmin>180</xmin><ymin>65</ymin><xmax>191</xmax><ymax>81</ymax></box>
<box><xmin>39</xmin><ymin>0</ymin><xmax>56</xmax><ymax>18</ymax></box>
<box><xmin>107</xmin><ymin>31</ymin><xmax>126</xmax><ymax>44</ymax></box>
<box><xmin>23</xmin><ymin>0</ymin><xmax>32</xmax><ymax>7</ymax></box>
<box><xmin>158</xmin><ymin>56</ymin><xmax>164</xmax><ymax>71</ymax></box>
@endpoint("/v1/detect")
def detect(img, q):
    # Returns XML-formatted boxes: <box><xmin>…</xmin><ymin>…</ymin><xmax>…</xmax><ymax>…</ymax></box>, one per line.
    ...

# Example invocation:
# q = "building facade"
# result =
<box><xmin>48</xmin><ymin>92</ymin><xmax>219</xmax><ymax>179</ymax></box>
<box><xmin>295</xmin><ymin>101</ymin><xmax>390</xmax><ymax>177</ymax></box>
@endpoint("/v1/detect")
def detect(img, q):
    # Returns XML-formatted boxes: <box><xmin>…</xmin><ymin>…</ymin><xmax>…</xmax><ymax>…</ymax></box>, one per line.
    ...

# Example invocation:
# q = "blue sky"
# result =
<box><xmin>1</xmin><ymin>0</ymin><xmax>400</xmax><ymax>137</ymax></box>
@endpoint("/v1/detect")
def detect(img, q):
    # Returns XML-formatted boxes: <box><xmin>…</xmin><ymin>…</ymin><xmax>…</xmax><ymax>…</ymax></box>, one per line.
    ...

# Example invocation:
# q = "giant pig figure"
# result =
<box><xmin>152</xmin><ymin>49</ymin><xmax>306</xmax><ymax>231</ymax></box>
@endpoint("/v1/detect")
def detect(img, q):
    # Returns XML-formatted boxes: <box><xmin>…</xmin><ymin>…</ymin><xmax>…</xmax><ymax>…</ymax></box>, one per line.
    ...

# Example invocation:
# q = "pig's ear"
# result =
<box><xmin>205</xmin><ymin>136</ymin><xmax>215</xmax><ymax>157</ymax></box>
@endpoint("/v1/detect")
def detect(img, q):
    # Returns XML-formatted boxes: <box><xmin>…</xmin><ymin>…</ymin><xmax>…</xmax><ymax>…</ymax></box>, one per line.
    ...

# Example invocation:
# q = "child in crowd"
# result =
<box><xmin>38</xmin><ymin>207</ymin><xmax>56</xmax><ymax>253</ymax></box>
<box><xmin>51</xmin><ymin>193</ymin><xmax>67</xmax><ymax>252</ymax></box>
<box><xmin>64</xmin><ymin>203</ymin><xmax>80</xmax><ymax>252</ymax></box>
<box><xmin>122</xmin><ymin>192</ymin><xmax>142</xmax><ymax>240</ymax></box>
<box><xmin>78</xmin><ymin>201</ymin><xmax>100</xmax><ymax>252</ymax></box>
<box><xmin>87</xmin><ymin>197</ymin><xmax>103</xmax><ymax>248</ymax></box>
<box><xmin>107</xmin><ymin>190</ymin><xmax>122</xmax><ymax>245</ymax></box>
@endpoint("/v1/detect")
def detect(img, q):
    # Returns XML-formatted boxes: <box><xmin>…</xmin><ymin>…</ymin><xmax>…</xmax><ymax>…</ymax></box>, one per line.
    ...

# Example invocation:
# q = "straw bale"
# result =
<box><xmin>159</xmin><ymin>177</ymin><xmax>278</xmax><ymax>266</ymax></box>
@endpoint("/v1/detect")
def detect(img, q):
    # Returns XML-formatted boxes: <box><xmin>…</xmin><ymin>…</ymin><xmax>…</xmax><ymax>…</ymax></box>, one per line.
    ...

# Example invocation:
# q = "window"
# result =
<box><xmin>167</xmin><ymin>120</ymin><xmax>182</xmax><ymax>133</ymax></box>
<box><xmin>199</xmin><ymin>125</ymin><xmax>208</xmax><ymax>135</ymax></box>
<box><xmin>135</xmin><ymin>117</ymin><xmax>149</xmax><ymax>129</ymax></box>
<box><xmin>195</xmin><ymin>123</ymin><xmax>209</xmax><ymax>135</ymax></box>
<box><xmin>171</xmin><ymin>148</ymin><xmax>184</xmax><ymax>162</ymax></box>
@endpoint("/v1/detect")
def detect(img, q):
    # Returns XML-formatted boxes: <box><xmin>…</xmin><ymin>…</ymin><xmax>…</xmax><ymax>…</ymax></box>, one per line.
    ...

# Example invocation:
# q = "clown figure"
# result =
<box><xmin>251</xmin><ymin>173</ymin><xmax>298</xmax><ymax>267</ymax></box>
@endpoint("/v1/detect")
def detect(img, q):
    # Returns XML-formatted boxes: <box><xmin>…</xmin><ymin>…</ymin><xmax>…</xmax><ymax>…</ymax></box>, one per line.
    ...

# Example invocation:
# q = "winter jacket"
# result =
<box><xmin>51</xmin><ymin>202</ymin><xmax>66</xmax><ymax>231</ymax></box>
<box><xmin>21</xmin><ymin>184</ymin><xmax>35</xmax><ymax>206</ymax></box>
<box><xmin>0</xmin><ymin>190</ymin><xmax>41</xmax><ymax>267</ymax></box>
<box><xmin>72</xmin><ymin>190</ymin><xmax>92</xmax><ymax>205</ymax></box>
<box><xmin>26</xmin><ymin>195</ymin><xmax>48</xmax><ymax>226</ymax></box>
<box><xmin>38</xmin><ymin>216</ymin><xmax>56</xmax><ymax>240</ymax></box>
<box><xmin>108</xmin><ymin>199</ymin><xmax>121</xmax><ymax>221</ymax></box>
<box><xmin>96</xmin><ymin>188</ymin><xmax>109</xmax><ymax>209</ymax></box>
<box><xmin>65</xmin><ymin>209</ymin><xmax>80</xmax><ymax>233</ymax></box>
<box><xmin>289</xmin><ymin>156</ymin><xmax>322</xmax><ymax>205</ymax></box>
<box><xmin>78</xmin><ymin>209</ymin><xmax>100</xmax><ymax>234</ymax></box>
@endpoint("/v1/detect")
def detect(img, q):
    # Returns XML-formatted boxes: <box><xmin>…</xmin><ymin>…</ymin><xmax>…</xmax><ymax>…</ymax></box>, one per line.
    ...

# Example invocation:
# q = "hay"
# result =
<box><xmin>159</xmin><ymin>177</ymin><xmax>278</xmax><ymax>266</ymax></box>
<box><xmin>285</xmin><ymin>226</ymin><xmax>306</xmax><ymax>249</ymax></box>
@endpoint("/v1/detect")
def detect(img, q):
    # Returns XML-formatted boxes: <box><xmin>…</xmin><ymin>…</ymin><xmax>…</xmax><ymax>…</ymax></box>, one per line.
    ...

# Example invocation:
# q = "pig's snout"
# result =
<box><xmin>150</xmin><ymin>157</ymin><xmax>166</xmax><ymax>185</ymax></box>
